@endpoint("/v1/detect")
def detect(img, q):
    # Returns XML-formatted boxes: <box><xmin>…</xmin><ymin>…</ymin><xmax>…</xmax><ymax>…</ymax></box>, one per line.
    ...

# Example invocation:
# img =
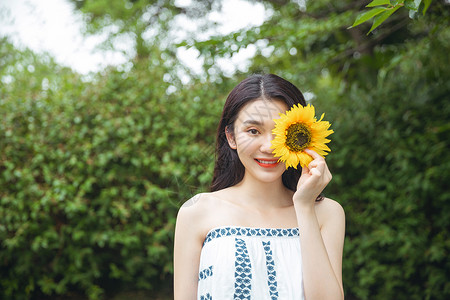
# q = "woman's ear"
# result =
<box><xmin>225</xmin><ymin>126</ymin><xmax>237</xmax><ymax>149</ymax></box>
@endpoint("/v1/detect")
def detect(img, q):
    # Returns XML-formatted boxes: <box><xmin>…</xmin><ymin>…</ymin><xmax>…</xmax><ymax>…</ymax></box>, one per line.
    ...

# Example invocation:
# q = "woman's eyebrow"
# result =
<box><xmin>242</xmin><ymin>119</ymin><xmax>264</xmax><ymax>126</ymax></box>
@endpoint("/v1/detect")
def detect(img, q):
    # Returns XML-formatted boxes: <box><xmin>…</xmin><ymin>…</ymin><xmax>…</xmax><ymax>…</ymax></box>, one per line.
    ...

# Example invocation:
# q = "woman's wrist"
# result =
<box><xmin>293</xmin><ymin>198</ymin><xmax>316</xmax><ymax>213</ymax></box>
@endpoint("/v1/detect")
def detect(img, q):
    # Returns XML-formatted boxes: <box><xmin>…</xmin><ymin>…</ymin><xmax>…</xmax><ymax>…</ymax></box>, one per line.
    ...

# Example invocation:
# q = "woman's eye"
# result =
<box><xmin>248</xmin><ymin>129</ymin><xmax>259</xmax><ymax>135</ymax></box>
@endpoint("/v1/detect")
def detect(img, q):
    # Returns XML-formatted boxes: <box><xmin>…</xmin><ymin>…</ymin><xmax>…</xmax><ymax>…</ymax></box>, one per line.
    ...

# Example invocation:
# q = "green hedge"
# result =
<box><xmin>0</xmin><ymin>41</ymin><xmax>226</xmax><ymax>299</ymax></box>
<box><xmin>317</xmin><ymin>29</ymin><xmax>450</xmax><ymax>299</ymax></box>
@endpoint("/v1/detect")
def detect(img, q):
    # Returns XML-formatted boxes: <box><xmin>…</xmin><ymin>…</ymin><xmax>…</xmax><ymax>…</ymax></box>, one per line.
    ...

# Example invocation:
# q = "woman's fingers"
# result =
<box><xmin>310</xmin><ymin>167</ymin><xmax>322</xmax><ymax>177</ymax></box>
<box><xmin>304</xmin><ymin>148</ymin><xmax>323</xmax><ymax>160</ymax></box>
<box><xmin>301</xmin><ymin>165</ymin><xmax>310</xmax><ymax>175</ymax></box>
<box><xmin>308</xmin><ymin>160</ymin><xmax>325</xmax><ymax>172</ymax></box>
<box><xmin>295</xmin><ymin>149</ymin><xmax>333</xmax><ymax>204</ymax></box>
<box><xmin>304</xmin><ymin>149</ymin><xmax>331</xmax><ymax>183</ymax></box>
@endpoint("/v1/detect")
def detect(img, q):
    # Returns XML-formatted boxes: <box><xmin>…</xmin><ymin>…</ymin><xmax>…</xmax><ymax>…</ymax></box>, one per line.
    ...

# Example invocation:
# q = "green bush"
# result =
<box><xmin>0</xmin><ymin>41</ymin><xmax>225</xmax><ymax>299</ymax></box>
<box><xmin>318</xmin><ymin>28</ymin><xmax>450</xmax><ymax>300</ymax></box>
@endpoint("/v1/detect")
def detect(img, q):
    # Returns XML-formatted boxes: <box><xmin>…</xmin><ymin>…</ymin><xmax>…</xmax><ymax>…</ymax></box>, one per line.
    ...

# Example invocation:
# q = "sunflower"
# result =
<box><xmin>271</xmin><ymin>104</ymin><xmax>333</xmax><ymax>169</ymax></box>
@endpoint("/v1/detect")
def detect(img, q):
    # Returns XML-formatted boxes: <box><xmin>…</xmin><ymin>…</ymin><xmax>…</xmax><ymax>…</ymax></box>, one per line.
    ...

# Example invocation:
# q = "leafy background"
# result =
<box><xmin>1</xmin><ymin>0</ymin><xmax>449</xmax><ymax>299</ymax></box>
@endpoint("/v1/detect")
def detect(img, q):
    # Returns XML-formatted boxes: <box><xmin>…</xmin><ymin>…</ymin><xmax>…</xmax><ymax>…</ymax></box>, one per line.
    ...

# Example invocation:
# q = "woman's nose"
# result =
<box><xmin>260</xmin><ymin>133</ymin><xmax>274</xmax><ymax>153</ymax></box>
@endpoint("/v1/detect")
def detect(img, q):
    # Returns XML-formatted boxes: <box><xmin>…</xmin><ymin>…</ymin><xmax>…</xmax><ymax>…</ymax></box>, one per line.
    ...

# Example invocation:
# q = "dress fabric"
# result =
<box><xmin>197</xmin><ymin>226</ymin><xmax>304</xmax><ymax>300</ymax></box>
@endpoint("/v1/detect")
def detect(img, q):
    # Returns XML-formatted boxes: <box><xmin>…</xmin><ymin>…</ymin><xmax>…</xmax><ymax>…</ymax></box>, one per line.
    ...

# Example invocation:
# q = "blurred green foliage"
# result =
<box><xmin>0</xmin><ymin>39</ymin><xmax>227</xmax><ymax>299</ymax></box>
<box><xmin>350</xmin><ymin>0</ymin><xmax>434</xmax><ymax>34</ymax></box>
<box><xmin>1</xmin><ymin>0</ymin><xmax>449</xmax><ymax>299</ymax></box>
<box><xmin>322</xmin><ymin>30</ymin><xmax>450</xmax><ymax>300</ymax></box>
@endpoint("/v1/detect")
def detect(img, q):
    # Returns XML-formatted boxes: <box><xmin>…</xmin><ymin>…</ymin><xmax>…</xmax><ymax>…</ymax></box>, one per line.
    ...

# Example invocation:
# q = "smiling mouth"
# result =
<box><xmin>254</xmin><ymin>158</ymin><xmax>279</xmax><ymax>168</ymax></box>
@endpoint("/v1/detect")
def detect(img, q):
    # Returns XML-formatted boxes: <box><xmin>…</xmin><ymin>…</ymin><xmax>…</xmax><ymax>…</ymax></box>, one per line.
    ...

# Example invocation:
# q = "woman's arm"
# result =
<box><xmin>294</xmin><ymin>149</ymin><xmax>346</xmax><ymax>300</ymax></box>
<box><xmin>174</xmin><ymin>196</ymin><xmax>205</xmax><ymax>300</ymax></box>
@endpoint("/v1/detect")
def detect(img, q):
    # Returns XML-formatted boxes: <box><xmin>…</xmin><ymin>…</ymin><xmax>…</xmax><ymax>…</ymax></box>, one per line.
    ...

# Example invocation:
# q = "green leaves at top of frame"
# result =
<box><xmin>422</xmin><ymin>0</ymin><xmax>433</xmax><ymax>14</ymax></box>
<box><xmin>350</xmin><ymin>6</ymin><xmax>388</xmax><ymax>30</ymax></box>
<box><xmin>366</xmin><ymin>0</ymin><xmax>391</xmax><ymax>7</ymax></box>
<box><xmin>350</xmin><ymin>0</ymin><xmax>433</xmax><ymax>34</ymax></box>
<box><xmin>369</xmin><ymin>6</ymin><xmax>402</xmax><ymax>33</ymax></box>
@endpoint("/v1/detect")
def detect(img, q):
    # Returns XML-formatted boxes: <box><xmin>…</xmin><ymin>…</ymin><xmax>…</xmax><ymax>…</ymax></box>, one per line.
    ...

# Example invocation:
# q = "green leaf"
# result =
<box><xmin>423</xmin><ymin>0</ymin><xmax>432</xmax><ymax>14</ymax></box>
<box><xmin>368</xmin><ymin>6</ymin><xmax>402</xmax><ymax>33</ymax></box>
<box><xmin>366</xmin><ymin>0</ymin><xmax>391</xmax><ymax>7</ymax></box>
<box><xmin>405</xmin><ymin>0</ymin><xmax>421</xmax><ymax>11</ymax></box>
<box><xmin>351</xmin><ymin>7</ymin><xmax>388</xmax><ymax>28</ymax></box>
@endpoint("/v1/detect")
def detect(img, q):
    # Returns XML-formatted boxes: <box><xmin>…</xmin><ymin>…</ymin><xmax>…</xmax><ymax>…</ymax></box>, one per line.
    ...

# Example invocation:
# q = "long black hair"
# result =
<box><xmin>210</xmin><ymin>74</ymin><xmax>308</xmax><ymax>193</ymax></box>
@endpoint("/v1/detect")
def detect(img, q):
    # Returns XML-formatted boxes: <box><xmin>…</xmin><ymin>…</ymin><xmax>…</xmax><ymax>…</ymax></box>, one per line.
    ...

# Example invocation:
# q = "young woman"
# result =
<box><xmin>174</xmin><ymin>74</ymin><xmax>345</xmax><ymax>300</ymax></box>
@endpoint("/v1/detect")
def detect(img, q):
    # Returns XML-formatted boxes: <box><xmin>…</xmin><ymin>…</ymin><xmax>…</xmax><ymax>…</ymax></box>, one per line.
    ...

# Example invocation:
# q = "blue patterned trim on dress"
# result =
<box><xmin>198</xmin><ymin>265</ymin><xmax>213</xmax><ymax>281</ymax></box>
<box><xmin>204</xmin><ymin>227</ymin><xmax>299</xmax><ymax>245</ymax></box>
<box><xmin>234</xmin><ymin>238</ymin><xmax>252</xmax><ymax>299</ymax></box>
<box><xmin>262</xmin><ymin>241</ymin><xmax>279</xmax><ymax>300</ymax></box>
<box><xmin>199</xmin><ymin>293</ymin><xmax>212</xmax><ymax>300</ymax></box>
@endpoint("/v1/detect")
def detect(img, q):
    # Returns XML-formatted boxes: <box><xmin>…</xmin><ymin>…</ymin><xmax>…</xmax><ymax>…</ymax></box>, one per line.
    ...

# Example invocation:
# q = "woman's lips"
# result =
<box><xmin>254</xmin><ymin>158</ymin><xmax>280</xmax><ymax>168</ymax></box>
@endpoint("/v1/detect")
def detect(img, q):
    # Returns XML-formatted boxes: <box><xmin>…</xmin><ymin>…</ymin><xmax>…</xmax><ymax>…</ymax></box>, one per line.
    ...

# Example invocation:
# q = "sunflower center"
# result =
<box><xmin>285</xmin><ymin>122</ymin><xmax>311</xmax><ymax>152</ymax></box>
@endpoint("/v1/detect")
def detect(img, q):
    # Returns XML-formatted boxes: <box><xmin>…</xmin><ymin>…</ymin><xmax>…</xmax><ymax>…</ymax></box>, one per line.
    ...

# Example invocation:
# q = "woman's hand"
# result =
<box><xmin>293</xmin><ymin>149</ymin><xmax>332</xmax><ymax>208</ymax></box>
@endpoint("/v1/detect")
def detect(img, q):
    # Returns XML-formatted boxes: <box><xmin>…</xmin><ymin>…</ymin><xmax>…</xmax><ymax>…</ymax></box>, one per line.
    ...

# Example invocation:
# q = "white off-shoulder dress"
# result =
<box><xmin>197</xmin><ymin>226</ymin><xmax>304</xmax><ymax>300</ymax></box>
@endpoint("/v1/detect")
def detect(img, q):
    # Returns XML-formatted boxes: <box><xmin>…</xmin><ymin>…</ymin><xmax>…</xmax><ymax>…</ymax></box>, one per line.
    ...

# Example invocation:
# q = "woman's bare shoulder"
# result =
<box><xmin>175</xmin><ymin>193</ymin><xmax>213</xmax><ymax>243</ymax></box>
<box><xmin>179</xmin><ymin>188</ymin><xmax>236</xmax><ymax>221</ymax></box>
<box><xmin>178</xmin><ymin>192</ymin><xmax>213</xmax><ymax>218</ymax></box>
<box><xmin>317</xmin><ymin>197</ymin><xmax>345</xmax><ymax>211</ymax></box>
<box><xmin>178</xmin><ymin>191</ymin><xmax>227</xmax><ymax>211</ymax></box>
<box><xmin>176</xmin><ymin>191</ymin><xmax>229</xmax><ymax>233</ymax></box>
<box><xmin>315</xmin><ymin>197</ymin><xmax>345</xmax><ymax>227</ymax></box>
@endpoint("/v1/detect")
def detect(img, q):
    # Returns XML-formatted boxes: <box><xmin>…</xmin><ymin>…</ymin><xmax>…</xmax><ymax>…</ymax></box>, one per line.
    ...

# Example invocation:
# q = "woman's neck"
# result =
<box><xmin>232</xmin><ymin>173</ymin><xmax>293</xmax><ymax>209</ymax></box>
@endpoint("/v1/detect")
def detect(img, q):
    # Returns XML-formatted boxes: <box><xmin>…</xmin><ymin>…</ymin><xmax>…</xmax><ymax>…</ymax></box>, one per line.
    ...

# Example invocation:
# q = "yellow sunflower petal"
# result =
<box><xmin>286</xmin><ymin>152</ymin><xmax>300</xmax><ymax>169</ymax></box>
<box><xmin>271</xmin><ymin>103</ymin><xmax>333</xmax><ymax>169</ymax></box>
<box><xmin>299</xmin><ymin>151</ymin><xmax>314</xmax><ymax>168</ymax></box>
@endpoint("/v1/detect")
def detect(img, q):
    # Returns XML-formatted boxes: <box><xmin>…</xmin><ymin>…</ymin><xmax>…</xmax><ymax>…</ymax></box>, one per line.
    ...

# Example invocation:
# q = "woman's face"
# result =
<box><xmin>226</xmin><ymin>98</ymin><xmax>288</xmax><ymax>183</ymax></box>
